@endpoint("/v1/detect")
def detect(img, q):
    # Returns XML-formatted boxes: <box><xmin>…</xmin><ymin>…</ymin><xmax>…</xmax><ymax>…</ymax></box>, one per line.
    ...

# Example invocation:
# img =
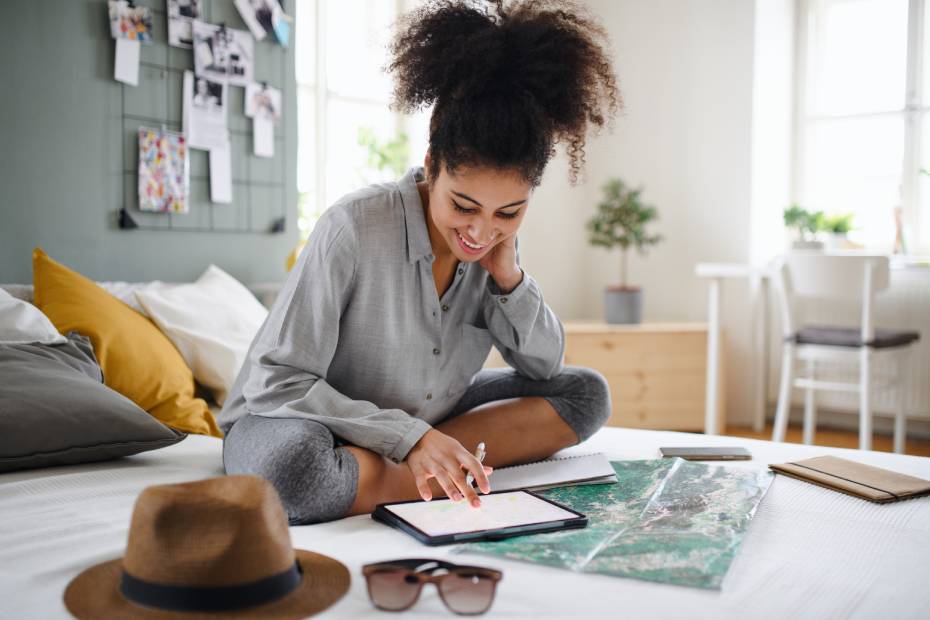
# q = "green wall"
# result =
<box><xmin>0</xmin><ymin>0</ymin><xmax>299</xmax><ymax>284</ymax></box>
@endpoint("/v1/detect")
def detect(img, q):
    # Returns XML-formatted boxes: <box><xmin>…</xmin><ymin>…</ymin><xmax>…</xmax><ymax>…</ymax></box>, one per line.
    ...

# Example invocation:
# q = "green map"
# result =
<box><xmin>453</xmin><ymin>458</ymin><xmax>773</xmax><ymax>589</ymax></box>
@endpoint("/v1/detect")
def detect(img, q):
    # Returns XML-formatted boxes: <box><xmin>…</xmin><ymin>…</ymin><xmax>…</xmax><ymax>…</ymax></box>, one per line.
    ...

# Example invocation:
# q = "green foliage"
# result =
<box><xmin>783</xmin><ymin>204</ymin><xmax>854</xmax><ymax>238</ymax></box>
<box><xmin>587</xmin><ymin>179</ymin><xmax>663</xmax><ymax>251</ymax></box>
<box><xmin>783</xmin><ymin>203</ymin><xmax>821</xmax><ymax>240</ymax></box>
<box><xmin>357</xmin><ymin>127</ymin><xmax>410</xmax><ymax>179</ymax></box>
<box><xmin>822</xmin><ymin>213</ymin><xmax>854</xmax><ymax>234</ymax></box>
<box><xmin>587</xmin><ymin>179</ymin><xmax>663</xmax><ymax>288</ymax></box>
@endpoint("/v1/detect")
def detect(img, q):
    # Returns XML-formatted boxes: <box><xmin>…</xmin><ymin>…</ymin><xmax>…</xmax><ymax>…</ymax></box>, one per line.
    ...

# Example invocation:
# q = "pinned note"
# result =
<box><xmin>209</xmin><ymin>142</ymin><xmax>233</xmax><ymax>204</ymax></box>
<box><xmin>114</xmin><ymin>38</ymin><xmax>140</xmax><ymax>86</ymax></box>
<box><xmin>253</xmin><ymin>117</ymin><xmax>274</xmax><ymax>158</ymax></box>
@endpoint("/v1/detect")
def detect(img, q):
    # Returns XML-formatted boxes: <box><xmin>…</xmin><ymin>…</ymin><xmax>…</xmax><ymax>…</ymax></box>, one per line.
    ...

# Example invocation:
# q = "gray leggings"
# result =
<box><xmin>223</xmin><ymin>366</ymin><xmax>611</xmax><ymax>524</ymax></box>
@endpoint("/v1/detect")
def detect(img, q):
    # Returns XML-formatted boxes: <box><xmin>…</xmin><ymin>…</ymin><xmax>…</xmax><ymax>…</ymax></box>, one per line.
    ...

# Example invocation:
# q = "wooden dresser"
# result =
<box><xmin>484</xmin><ymin>322</ymin><xmax>724</xmax><ymax>432</ymax></box>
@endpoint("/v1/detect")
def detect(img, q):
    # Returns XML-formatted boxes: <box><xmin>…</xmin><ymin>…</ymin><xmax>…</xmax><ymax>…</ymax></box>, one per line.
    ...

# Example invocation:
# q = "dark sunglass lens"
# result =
<box><xmin>439</xmin><ymin>572</ymin><xmax>496</xmax><ymax>615</ymax></box>
<box><xmin>366</xmin><ymin>569</ymin><xmax>421</xmax><ymax>611</ymax></box>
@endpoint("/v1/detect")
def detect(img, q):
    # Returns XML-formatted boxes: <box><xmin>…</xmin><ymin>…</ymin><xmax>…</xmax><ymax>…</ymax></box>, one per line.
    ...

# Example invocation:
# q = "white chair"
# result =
<box><xmin>771</xmin><ymin>253</ymin><xmax>920</xmax><ymax>453</ymax></box>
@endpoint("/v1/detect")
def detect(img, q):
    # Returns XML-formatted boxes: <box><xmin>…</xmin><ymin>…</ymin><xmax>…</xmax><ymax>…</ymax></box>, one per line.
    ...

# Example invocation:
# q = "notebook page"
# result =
<box><xmin>488</xmin><ymin>453</ymin><xmax>617</xmax><ymax>492</ymax></box>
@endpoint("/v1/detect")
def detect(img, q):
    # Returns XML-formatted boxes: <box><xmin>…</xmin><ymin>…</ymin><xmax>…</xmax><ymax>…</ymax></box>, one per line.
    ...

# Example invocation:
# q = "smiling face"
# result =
<box><xmin>420</xmin><ymin>156</ymin><xmax>532</xmax><ymax>263</ymax></box>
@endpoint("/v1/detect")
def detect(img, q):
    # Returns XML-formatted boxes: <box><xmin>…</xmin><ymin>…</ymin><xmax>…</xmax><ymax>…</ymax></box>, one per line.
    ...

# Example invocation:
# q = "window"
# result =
<box><xmin>295</xmin><ymin>0</ymin><xmax>430</xmax><ymax>238</ymax></box>
<box><xmin>795</xmin><ymin>0</ymin><xmax>930</xmax><ymax>253</ymax></box>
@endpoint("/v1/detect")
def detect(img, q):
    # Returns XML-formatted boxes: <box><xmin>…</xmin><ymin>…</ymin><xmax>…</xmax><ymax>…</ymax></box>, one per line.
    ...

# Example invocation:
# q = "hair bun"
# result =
<box><xmin>389</xmin><ymin>0</ymin><xmax>620</xmax><ymax>185</ymax></box>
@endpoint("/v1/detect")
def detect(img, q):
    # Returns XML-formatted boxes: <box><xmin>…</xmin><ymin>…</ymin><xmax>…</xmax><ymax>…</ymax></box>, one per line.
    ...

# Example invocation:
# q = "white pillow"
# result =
<box><xmin>134</xmin><ymin>265</ymin><xmax>268</xmax><ymax>405</ymax></box>
<box><xmin>0</xmin><ymin>289</ymin><xmax>67</xmax><ymax>345</ymax></box>
<box><xmin>98</xmin><ymin>281</ymin><xmax>165</xmax><ymax>316</ymax></box>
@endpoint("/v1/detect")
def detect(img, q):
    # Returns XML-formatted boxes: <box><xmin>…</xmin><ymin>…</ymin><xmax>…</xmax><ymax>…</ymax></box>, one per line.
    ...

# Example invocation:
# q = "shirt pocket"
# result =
<box><xmin>447</xmin><ymin>323</ymin><xmax>494</xmax><ymax>396</ymax></box>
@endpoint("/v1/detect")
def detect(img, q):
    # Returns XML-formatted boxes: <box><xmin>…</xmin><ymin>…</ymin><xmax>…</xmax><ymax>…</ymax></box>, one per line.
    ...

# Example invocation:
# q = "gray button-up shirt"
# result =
<box><xmin>219</xmin><ymin>167</ymin><xmax>564</xmax><ymax>463</ymax></box>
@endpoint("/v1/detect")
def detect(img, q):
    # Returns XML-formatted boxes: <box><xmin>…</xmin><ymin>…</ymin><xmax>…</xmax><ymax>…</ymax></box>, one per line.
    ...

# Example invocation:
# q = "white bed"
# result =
<box><xmin>1</xmin><ymin>427</ymin><xmax>928</xmax><ymax>619</ymax></box>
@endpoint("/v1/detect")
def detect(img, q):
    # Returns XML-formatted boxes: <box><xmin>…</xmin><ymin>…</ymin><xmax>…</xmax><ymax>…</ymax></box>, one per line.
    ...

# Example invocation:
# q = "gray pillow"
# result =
<box><xmin>0</xmin><ymin>332</ymin><xmax>185</xmax><ymax>472</ymax></box>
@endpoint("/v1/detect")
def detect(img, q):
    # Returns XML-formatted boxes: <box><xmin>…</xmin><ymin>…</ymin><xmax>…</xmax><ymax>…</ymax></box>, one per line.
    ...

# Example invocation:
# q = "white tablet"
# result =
<box><xmin>372</xmin><ymin>490</ymin><xmax>588</xmax><ymax>546</ymax></box>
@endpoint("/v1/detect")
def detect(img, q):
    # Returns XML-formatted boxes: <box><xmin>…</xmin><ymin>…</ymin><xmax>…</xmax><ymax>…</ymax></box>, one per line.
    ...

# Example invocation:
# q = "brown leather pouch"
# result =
<box><xmin>769</xmin><ymin>455</ymin><xmax>930</xmax><ymax>504</ymax></box>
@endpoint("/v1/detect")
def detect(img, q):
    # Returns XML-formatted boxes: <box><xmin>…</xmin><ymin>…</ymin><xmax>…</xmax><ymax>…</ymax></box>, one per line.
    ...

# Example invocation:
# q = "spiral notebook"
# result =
<box><xmin>487</xmin><ymin>453</ymin><xmax>618</xmax><ymax>493</ymax></box>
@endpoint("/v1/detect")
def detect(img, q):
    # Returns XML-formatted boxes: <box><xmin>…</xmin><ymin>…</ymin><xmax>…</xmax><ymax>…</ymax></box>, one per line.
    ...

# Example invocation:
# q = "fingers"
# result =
<box><xmin>463</xmin><ymin>454</ymin><xmax>493</xmax><ymax>495</ymax></box>
<box><xmin>453</xmin><ymin>468</ymin><xmax>481</xmax><ymax>508</ymax></box>
<box><xmin>446</xmin><ymin>456</ymin><xmax>485</xmax><ymax>508</ymax></box>
<box><xmin>406</xmin><ymin>431</ymin><xmax>495</xmax><ymax>508</ymax></box>
<box><xmin>431</xmin><ymin>465</ymin><xmax>464</xmax><ymax>503</ymax></box>
<box><xmin>432</xmin><ymin>455</ymin><xmax>480</xmax><ymax>507</ymax></box>
<box><xmin>410</xmin><ymin>462</ymin><xmax>433</xmax><ymax>502</ymax></box>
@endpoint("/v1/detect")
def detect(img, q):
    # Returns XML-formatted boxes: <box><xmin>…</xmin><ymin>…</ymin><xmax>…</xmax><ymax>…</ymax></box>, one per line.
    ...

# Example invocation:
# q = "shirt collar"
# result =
<box><xmin>399</xmin><ymin>166</ymin><xmax>434</xmax><ymax>264</ymax></box>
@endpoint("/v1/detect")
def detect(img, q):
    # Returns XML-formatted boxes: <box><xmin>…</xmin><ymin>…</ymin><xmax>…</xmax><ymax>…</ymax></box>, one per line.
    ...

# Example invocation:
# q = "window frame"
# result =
<box><xmin>793</xmin><ymin>0</ymin><xmax>929</xmax><ymax>253</ymax></box>
<box><xmin>295</xmin><ymin>0</ymin><xmax>410</xmax><ymax>237</ymax></box>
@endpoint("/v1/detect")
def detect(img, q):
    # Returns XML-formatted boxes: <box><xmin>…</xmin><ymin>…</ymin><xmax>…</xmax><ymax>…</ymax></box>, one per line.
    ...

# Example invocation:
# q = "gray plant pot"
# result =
<box><xmin>605</xmin><ymin>287</ymin><xmax>642</xmax><ymax>324</ymax></box>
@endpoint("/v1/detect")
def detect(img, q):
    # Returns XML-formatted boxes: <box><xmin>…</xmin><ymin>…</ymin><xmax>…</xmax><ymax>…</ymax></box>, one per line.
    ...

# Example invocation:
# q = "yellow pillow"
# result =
<box><xmin>32</xmin><ymin>249</ymin><xmax>221</xmax><ymax>438</ymax></box>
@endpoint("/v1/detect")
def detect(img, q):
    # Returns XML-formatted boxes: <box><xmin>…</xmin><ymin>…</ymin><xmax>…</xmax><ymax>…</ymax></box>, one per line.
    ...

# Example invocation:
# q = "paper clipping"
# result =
<box><xmin>108</xmin><ymin>0</ymin><xmax>153</xmax><ymax>42</ymax></box>
<box><xmin>192</xmin><ymin>21</ymin><xmax>254</xmax><ymax>87</ymax></box>
<box><xmin>167</xmin><ymin>0</ymin><xmax>204</xmax><ymax>48</ymax></box>
<box><xmin>245</xmin><ymin>82</ymin><xmax>281</xmax><ymax>158</ymax></box>
<box><xmin>108</xmin><ymin>0</ymin><xmax>152</xmax><ymax>86</ymax></box>
<box><xmin>138</xmin><ymin>127</ymin><xmax>189</xmax><ymax>213</ymax></box>
<box><xmin>114</xmin><ymin>38</ymin><xmax>140</xmax><ymax>86</ymax></box>
<box><xmin>235</xmin><ymin>0</ymin><xmax>290</xmax><ymax>46</ymax></box>
<box><xmin>209</xmin><ymin>141</ymin><xmax>233</xmax><ymax>204</ymax></box>
<box><xmin>183</xmin><ymin>70</ymin><xmax>229</xmax><ymax>152</ymax></box>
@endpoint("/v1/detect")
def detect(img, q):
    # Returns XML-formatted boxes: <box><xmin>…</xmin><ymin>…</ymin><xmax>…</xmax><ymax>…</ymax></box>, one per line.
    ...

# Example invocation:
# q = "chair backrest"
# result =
<box><xmin>774</xmin><ymin>252</ymin><xmax>890</xmax><ymax>341</ymax></box>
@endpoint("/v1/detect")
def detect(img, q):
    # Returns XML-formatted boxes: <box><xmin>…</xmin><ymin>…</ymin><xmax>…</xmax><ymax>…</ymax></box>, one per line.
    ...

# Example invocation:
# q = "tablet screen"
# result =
<box><xmin>383</xmin><ymin>491</ymin><xmax>579</xmax><ymax>537</ymax></box>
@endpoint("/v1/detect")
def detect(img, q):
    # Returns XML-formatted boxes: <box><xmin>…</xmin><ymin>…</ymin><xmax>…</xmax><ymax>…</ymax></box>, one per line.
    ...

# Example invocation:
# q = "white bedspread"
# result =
<box><xmin>1</xmin><ymin>428</ymin><xmax>929</xmax><ymax>619</ymax></box>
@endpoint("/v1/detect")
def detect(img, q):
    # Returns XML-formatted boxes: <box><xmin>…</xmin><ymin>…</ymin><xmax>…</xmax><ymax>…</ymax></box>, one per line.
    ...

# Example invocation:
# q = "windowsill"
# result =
<box><xmin>890</xmin><ymin>255</ymin><xmax>930</xmax><ymax>271</ymax></box>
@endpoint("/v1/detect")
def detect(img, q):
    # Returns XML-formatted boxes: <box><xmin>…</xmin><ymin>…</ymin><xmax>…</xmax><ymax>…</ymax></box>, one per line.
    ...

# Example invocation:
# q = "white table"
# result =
<box><xmin>696</xmin><ymin>263</ymin><xmax>772</xmax><ymax>434</ymax></box>
<box><xmin>1</xmin><ymin>428</ymin><xmax>928</xmax><ymax>619</ymax></box>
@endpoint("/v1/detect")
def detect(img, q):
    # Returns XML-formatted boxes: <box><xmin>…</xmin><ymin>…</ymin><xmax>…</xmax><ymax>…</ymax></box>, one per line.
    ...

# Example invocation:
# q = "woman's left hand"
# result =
<box><xmin>479</xmin><ymin>234</ymin><xmax>523</xmax><ymax>294</ymax></box>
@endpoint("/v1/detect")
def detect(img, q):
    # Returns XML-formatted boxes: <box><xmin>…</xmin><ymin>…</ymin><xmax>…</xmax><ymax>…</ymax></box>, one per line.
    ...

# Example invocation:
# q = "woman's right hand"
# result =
<box><xmin>405</xmin><ymin>429</ymin><xmax>492</xmax><ymax>508</ymax></box>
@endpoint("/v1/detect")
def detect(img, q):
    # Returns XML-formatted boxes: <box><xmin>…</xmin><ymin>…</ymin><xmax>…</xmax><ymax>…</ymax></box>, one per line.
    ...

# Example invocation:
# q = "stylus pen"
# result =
<box><xmin>465</xmin><ymin>442</ymin><xmax>486</xmax><ymax>490</ymax></box>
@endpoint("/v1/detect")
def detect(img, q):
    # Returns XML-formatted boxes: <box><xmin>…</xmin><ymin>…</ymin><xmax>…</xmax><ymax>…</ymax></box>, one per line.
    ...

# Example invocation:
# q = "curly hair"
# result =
<box><xmin>388</xmin><ymin>0</ymin><xmax>620</xmax><ymax>186</ymax></box>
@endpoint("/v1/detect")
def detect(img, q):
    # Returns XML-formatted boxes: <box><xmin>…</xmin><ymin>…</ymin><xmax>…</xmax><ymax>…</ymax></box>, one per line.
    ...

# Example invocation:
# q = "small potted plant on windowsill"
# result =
<box><xmin>587</xmin><ymin>179</ymin><xmax>663</xmax><ymax>324</ymax></box>
<box><xmin>821</xmin><ymin>212</ymin><xmax>855</xmax><ymax>250</ymax></box>
<box><xmin>784</xmin><ymin>204</ymin><xmax>824</xmax><ymax>250</ymax></box>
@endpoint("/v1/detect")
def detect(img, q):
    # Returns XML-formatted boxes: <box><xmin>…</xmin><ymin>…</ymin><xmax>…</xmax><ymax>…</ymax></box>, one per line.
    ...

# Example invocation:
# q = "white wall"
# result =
<box><xmin>521</xmin><ymin>0</ymin><xmax>767</xmax><ymax>426</ymax></box>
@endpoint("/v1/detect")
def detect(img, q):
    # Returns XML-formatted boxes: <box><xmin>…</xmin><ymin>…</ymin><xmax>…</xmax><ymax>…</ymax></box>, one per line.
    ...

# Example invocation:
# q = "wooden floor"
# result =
<box><xmin>725</xmin><ymin>423</ymin><xmax>930</xmax><ymax>457</ymax></box>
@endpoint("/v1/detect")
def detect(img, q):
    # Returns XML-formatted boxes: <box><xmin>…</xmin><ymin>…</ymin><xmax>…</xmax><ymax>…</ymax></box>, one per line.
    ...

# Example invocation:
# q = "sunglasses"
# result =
<box><xmin>362</xmin><ymin>558</ymin><xmax>503</xmax><ymax>615</ymax></box>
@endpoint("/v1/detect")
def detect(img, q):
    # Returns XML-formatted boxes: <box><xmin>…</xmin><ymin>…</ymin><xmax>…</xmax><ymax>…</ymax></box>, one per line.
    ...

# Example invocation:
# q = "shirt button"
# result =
<box><xmin>433</xmin><ymin>348</ymin><xmax>441</xmax><ymax>355</ymax></box>
<box><xmin>426</xmin><ymin>393</ymin><xmax>432</xmax><ymax>400</ymax></box>
<box><xmin>500</xmin><ymin>297</ymin><xmax>508</xmax><ymax>304</ymax></box>
<box><xmin>457</xmin><ymin>268</ymin><xmax>464</xmax><ymax>275</ymax></box>
<box><xmin>441</xmin><ymin>304</ymin><xmax>449</xmax><ymax>312</ymax></box>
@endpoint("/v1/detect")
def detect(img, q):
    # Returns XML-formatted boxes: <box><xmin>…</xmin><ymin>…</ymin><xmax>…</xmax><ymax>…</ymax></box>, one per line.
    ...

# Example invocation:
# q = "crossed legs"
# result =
<box><xmin>223</xmin><ymin>366</ymin><xmax>611</xmax><ymax>524</ymax></box>
<box><xmin>344</xmin><ymin>395</ymin><xmax>579</xmax><ymax>515</ymax></box>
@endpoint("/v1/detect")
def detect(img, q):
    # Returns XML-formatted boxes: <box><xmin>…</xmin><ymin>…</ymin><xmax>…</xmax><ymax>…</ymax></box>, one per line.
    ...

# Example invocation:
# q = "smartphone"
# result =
<box><xmin>659</xmin><ymin>447</ymin><xmax>752</xmax><ymax>461</ymax></box>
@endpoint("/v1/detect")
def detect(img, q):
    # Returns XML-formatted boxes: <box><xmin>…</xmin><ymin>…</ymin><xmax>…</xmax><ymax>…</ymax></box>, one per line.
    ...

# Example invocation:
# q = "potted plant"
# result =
<box><xmin>820</xmin><ymin>213</ymin><xmax>854</xmax><ymax>250</ymax></box>
<box><xmin>783</xmin><ymin>204</ymin><xmax>824</xmax><ymax>250</ymax></box>
<box><xmin>587</xmin><ymin>179</ymin><xmax>663</xmax><ymax>324</ymax></box>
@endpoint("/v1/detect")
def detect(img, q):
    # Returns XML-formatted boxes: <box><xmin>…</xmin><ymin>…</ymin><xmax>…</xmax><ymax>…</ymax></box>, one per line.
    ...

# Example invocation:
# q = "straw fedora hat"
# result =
<box><xmin>64</xmin><ymin>475</ymin><xmax>350</xmax><ymax>619</ymax></box>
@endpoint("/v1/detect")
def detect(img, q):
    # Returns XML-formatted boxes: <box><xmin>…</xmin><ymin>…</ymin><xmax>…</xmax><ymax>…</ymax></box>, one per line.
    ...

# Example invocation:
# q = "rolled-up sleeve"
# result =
<box><xmin>481</xmin><ymin>244</ymin><xmax>565</xmax><ymax>380</ymax></box>
<box><xmin>240</xmin><ymin>211</ymin><xmax>430</xmax><ymax>462</ymax></box>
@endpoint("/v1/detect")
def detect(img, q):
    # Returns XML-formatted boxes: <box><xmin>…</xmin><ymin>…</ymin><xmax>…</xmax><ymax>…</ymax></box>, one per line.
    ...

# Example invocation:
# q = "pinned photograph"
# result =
<box><xmin>167</xmin><ymin>0</ymin><xmax>203</xmax><ymax>48</ymax></box>
<box><xmin>244</xmin><ymin>82</ymin><xmax>282</xmax><ymax>120</ymax></box>
<box><xmin>192</xmin><ymin>21</ymin><xmax>254</xmax><ymax>87</ymax></box>
<box><xmin>138</xmin><ymin>127</ymin><xmax>189</xmax><ymax>213</ymax></box>
<box><xmin>235</xmin><ymin>0</ymin><xmax>290</xmax><ymax>46</ymax></box>
<box><xmin>245</xmin><ymin>83</ymin><xmax>281</xmax><ymax>158</ymax></box>
<box><xmin>108</xmin><ymin>0</ymin><xmax>154</xmax><ymax>42</ymax></box>
<box><xmin>193</xmin><ymin>75</ymin><xmax>225</xmax><ymax>110</ymax></box>
<box><xmin>183</xmin><ymin>71</ymin><xmax>230</xmax><ymax>152</ymax></box>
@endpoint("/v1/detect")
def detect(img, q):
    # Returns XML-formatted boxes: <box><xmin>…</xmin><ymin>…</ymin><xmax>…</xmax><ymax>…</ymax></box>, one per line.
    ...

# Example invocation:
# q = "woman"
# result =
<box><xmin>220</xmin><ymin>0</ymin><xmax>620</xmax><ymax>524</ymax></box>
